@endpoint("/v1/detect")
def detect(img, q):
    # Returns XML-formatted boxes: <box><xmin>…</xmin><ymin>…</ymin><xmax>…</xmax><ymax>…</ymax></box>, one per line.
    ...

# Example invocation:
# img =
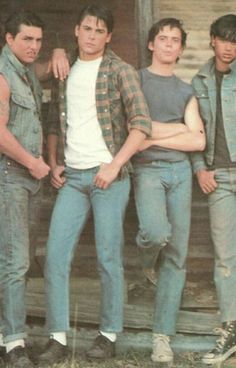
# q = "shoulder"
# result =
<box><xmin>174</xmin><ymin>75</ymin><xmax>194</xmax><ymax>98</ymax></box>
<box><xmin>104</xmin><ymin>49</ymin><xmax>137</xmax><ymax>77</ymax></box>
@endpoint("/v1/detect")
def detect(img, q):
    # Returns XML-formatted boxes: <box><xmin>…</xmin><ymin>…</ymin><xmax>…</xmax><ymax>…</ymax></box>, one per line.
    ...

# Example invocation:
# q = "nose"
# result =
<box><xmin>30</xmin><ymin>39</ymin><xmax>38</xmax><ymax>50</ymax></box>
<box><xmin>225</xmin><ymin>41</ymin><xmax>233</xmax><ymax>51</ymax></box>
<box><xmin>165</xmin><ymin>38</ymin><xmax>172</xmax><ymax>47</ymax></box>
<box><xmin>88</xmin><ymin>30</ymin><xmax>96</xmax><ymax>40</ymax></box>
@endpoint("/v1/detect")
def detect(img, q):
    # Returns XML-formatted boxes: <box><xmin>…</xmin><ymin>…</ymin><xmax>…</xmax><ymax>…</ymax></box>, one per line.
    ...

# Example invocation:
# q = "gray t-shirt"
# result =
<box><xmin>134</xmin><ymin>68</ymin><xmax>194</xmax><ymax>163</ymax></box>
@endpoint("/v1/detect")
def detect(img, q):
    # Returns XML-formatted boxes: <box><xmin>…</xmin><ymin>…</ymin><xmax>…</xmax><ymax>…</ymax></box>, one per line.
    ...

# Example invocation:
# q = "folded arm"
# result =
<box><xmin>140</xmin><ymin>96</ymin><xmax>206</xmax><ymax>152</ymax></box>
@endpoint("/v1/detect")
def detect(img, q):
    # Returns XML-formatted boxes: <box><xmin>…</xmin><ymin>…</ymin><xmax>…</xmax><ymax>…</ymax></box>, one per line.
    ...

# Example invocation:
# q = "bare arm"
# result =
<box><xmin>0</xmin><ymin>75</ymin><xmax>50</xmax><ymax>179</ymax></box>
<box><xmin>151</xmin><ymin>120</ymin><xmax>188</xmax><ymax>139</ymax></box>
<box><xmin>94</xmin><ymin>129</ymin><xmax>146</xmax><ymax>189</ymax></box>
<box><xmin>35</xmin><ymin>49</ymin><xmax>70</xmax><ymax>82</ymax></box>
<box><xmin>47</xmin><ymin>133</ymin><xmax>65</xmax><ymax>189</ymax></box>
<box><xmin>140</xmin><ymin>96</ymin><xmax>206</xmax><ymax>152</ymax></box>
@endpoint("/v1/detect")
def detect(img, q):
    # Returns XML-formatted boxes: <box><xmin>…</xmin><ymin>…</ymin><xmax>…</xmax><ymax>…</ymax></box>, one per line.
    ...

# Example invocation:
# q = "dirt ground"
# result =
<box><xmin>2</xmin><ymin>349</ymin><xmax>236</xmax><ymax>368</ymax></box>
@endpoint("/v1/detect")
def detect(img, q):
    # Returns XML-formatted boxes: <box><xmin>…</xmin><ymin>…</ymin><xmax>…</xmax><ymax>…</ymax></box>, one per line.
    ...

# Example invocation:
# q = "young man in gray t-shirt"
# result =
<box><xmin>132</xmin><ymin>18</ymin><xmax>205</xmax><ymax>364</ymax></box>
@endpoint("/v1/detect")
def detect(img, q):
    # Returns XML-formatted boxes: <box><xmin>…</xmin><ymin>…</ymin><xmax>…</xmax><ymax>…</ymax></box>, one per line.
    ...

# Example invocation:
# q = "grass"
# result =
<box><xmin>35</xmin><ymin>351</ymin><xmax>210</xmax><ymax>368</ymax></box>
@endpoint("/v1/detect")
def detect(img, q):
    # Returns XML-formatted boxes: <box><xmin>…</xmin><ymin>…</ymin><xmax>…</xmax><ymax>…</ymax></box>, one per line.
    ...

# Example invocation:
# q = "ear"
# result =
<box><xmin>211</xmin><ymin>36</ymin><xmax>216</xmax><ymax>48</ymax></box>
<box><xmin>74</xmin><ymin>25</ymin><xmax>79</xmax><ymax>38</ymax></box>
<box><xmin>178</xmin><ymin>47</ymin><xmax>183</xmax><ymax>57</ymax></box>
<box><xmin>5</xmin><ymin>32</ymin><xmax>14</xmax><ymax>46</ymax></box>
<box><xmin>106</xmin><ymin>32</ymin><xmax>112</xmax><ymax>44</ymax></box>
<box><xmin>148</xmin><ymin>41</ymin><xmax>154</xmax><ymax>51</ymax></box>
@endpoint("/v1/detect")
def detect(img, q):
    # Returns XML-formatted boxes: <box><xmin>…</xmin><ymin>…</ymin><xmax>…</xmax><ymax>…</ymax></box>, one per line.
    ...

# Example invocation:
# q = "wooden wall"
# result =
<box><xmin>0</xmin><ymin>0</ymin><xmax>137</xmax><ymax>67</ymax></box>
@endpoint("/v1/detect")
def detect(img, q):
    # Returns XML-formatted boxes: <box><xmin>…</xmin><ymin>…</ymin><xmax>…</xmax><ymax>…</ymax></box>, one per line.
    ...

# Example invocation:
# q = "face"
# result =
<box><xmin>211</xmin><ymin>36</ymin><xmax>236</xmax><ymax>71</ymax></box>
<box><xmin>149</xmin><ymin>25</ymin><xmax>183</xmax><ymax>65</ymax></box>
<box><xmin>75</xmin><ymin>15</ymin><xmax>111</xmax><ymax>61</ymax></box>
<box><xmin>6</xmin><ymin>24</ymin><xmax>43</xmax><ymax>64</ymax></box>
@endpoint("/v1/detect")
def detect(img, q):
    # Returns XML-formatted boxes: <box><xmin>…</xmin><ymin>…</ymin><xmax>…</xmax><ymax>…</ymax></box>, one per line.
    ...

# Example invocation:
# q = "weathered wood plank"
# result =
<box><xmin>26</xmin><ymin>287</ymin><xmax>221</xmax><ymax>334</ymax></box>
<box><xmin>27</xmin><ymin>277</ymin><xmax>128</xmax><ymax>303</ymax></box>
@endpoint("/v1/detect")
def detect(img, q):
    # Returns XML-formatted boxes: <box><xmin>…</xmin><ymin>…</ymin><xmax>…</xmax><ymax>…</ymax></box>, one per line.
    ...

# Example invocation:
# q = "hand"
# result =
<box><xmin>29</xmin><ymin>156</ymin><xmax>50</xmax><ymax>180</ymax></box>
<box><xmin>94</xmin><ymin>162</ymin><xmax>121</xmax><ymax>189</ymax></box>
<box><xmin>196</xmin><ymin>169</ymin><xmax>217</xmax><ymax>194</ymax></box>
<box><xmin>50</xmin><ymin>165</ymin><xmax>66</xmax><ymax>189</ymax></box>
<box><xmin>48</xmin><ymin>49</ymin><xmax>70</xmax><ymax>81</ymax></box>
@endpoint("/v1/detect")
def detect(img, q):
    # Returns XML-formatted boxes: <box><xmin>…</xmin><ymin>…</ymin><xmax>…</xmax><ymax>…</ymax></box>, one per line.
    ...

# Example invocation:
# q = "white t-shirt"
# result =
<box><xmin>65</xmin><ymin>57</ymin><xmax>112</xmax><ymax>169</ymax></box>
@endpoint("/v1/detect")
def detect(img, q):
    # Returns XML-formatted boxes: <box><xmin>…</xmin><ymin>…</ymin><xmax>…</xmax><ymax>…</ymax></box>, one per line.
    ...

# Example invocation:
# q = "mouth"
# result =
<box><xmin>223</xmin><ymin>53</ymin><xmax>233</xmax><ymax>59</ymax></box>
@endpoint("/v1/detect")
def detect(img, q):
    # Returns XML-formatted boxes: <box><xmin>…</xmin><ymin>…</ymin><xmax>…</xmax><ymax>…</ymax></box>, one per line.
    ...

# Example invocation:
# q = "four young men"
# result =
<box><xmin>0</xmin><ymin>3</ymin><xmax>236</xmax><ymax>368</ymax></box>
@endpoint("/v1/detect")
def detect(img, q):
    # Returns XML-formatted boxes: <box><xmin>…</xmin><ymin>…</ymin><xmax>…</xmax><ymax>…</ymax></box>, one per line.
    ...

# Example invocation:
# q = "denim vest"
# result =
<box><xmin>191</xmin><ymin>58</ymin><xmax>236</xmax><ymax>172</ymax></box>
<box><xmin>0</xmin><ymin>45</ymin><xmax>42</xmax><ymax>160</ymax></box>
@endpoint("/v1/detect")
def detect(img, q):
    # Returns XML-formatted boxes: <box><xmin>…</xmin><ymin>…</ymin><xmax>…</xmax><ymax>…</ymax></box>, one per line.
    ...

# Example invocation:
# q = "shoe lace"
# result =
<box><xmin>153</xmin><ymin>334</ymin><xmax>170</xmax><ymax>350</ymax></box>
<box><xmin>213</xmin><ymin>327</ymin><xmax>229</xmax><ymax>351</ymax></box>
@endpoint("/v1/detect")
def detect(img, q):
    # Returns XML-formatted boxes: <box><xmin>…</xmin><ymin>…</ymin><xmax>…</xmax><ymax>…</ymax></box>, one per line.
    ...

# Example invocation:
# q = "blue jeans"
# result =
<box><xmin>208</xmin><ymin>168</ymin><xmax>236</xmax><ymax>323</ymax></box>
<box><xmin>0</xmin><ymin>159</ymin><xmax>40</xmax><ymax>343</ymax></box>
<box><xmin>45</xmin><ymin>166</ymin><xmax>130</xmax><ymax>333</ymax></box>
<box><xmin>133</xmin><ymin>160</ymin><xmax>192</xmax><ymax>335</ymax></box>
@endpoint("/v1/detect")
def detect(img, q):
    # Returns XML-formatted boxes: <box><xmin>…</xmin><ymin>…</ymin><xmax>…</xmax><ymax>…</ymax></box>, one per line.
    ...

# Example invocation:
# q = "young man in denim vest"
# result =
<box><xmin>192</xmin><ymin>14</ymin><xmax>236</xmax><ymax>365</ymax></box>
<box><xmin>37</xmin><ymin>4</ymin><xmax>151</xmax><ymax>366</ymax></box>
<box><xmin>0</xmin><ymin>10</ymin><xmax>50</xmax><ymax>368</ymax></box>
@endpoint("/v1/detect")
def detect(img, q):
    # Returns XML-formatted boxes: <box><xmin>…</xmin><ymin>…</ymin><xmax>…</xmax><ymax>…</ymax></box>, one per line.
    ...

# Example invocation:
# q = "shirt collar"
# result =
<box><xmin>2</xmin><ymin>44</ymin><xmax>33</xmax><ymax>78</ymax></box>
<box><xmin>197</xmin><ymin>56</ymin><xmax>236</xmax><ymax>78</ymax></box>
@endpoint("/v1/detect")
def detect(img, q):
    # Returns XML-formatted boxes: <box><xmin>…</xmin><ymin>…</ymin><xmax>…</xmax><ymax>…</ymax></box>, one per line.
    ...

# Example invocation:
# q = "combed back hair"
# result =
<box><xmin>210</xmin><ymin>14</ymin><xmax>236</xmax><ymax>43</ymax></box>
<box><xmin>148</xmin><ymin>18</ymin><xmax>187</xmax><ymax>48</ymax></box>
<box><xmin>76</xmin><ymin>3</ymin><xmax>114</xmax><ymax>34</ymax></box>
<box><xmin>5</xmin><ymin>10</ymin><xmax>44</xmax><ymax>37</ymax></box>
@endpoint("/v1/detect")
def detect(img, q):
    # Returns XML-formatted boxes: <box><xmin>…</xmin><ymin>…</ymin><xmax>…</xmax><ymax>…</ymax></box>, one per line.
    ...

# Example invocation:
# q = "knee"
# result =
<box><xmin>136</xmin><ymin>228</ymin><xmax>170</xmax><ymax>248</ymax></box>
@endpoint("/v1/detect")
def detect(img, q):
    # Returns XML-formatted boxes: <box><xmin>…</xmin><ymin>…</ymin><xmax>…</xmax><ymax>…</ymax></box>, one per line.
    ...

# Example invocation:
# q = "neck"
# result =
<box><xmin>215</xmin><ymin>59</ymin><xmax>231</xmax><ymax>73</ymax></box>
<box><xmin>148</xmin><ymin>59</ymin><xmax>175</xmax><ymax>76</ymax></box>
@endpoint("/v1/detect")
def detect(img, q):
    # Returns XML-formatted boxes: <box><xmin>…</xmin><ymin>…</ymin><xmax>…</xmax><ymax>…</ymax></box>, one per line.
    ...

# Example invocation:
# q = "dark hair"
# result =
<box><xmin>5</xmin><ymin>10</ymin><xmax>44</xmax><ymax>37</ymax></box>
<box><xmin>210</xmin><ymin>14</ymin><xmax>236</xmax><ymax>43</ymax></box>
<box><xmin>148</xmin><ymin>18</ymin><xmax>187</xmax><ymax>48</ymax></box>
<box><xmin>76</xmin><ymin>4</ymin><xmax>114</xmax><ymax>34</ymax></box>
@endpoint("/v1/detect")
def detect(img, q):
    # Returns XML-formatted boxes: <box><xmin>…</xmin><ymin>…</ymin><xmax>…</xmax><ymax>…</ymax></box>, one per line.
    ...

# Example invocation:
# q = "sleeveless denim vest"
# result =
<box><xmin>0</xmin><ymin>45</ymin><xmax>42</xmax><ymax>159</ymax></box>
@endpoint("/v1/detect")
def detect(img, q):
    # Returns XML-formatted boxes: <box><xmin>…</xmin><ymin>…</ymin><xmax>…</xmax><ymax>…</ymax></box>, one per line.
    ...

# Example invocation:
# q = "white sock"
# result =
<box><xmin>100</xmin><ymin>331</ymin><xmax>117</xmax><ymax>342</ymax></box>
<box><xmin>0</xmin><ymin>334</ymin><xmax>5</xmax><ymax>347</ymax></box>
<box><xmin>6</xmin><ymin>339</ymin><xmax>25</xmax><ymax>353</ymax></box>
<box><xmin>50</xmin><ymin>332</ymin><xmax>67</xmax><ymax>346</ymax></box>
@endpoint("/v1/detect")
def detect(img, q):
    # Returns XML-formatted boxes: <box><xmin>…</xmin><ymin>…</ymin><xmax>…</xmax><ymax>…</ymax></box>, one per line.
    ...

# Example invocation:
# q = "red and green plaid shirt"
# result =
<box><xmin>47</xmin><ymin>48</ymin><xmax>152</xmax><ymax>172</ymax></box>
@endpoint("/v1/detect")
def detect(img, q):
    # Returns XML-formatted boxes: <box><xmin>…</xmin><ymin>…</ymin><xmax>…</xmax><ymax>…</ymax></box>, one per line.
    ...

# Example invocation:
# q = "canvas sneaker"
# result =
<box><xmin>151</xmin><ymin>333</ymin><xmax>174</xmax><ymax>363</ymax></box>
<box><xmin>202</xmin><ymin>321</ymin><xmax>236</xmax><ymax>364</ymax></box>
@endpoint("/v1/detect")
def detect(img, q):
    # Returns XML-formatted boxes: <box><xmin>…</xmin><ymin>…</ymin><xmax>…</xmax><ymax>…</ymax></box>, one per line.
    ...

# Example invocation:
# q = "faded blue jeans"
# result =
<box><xmin>133</xmin><ymin>160</ymin><xmax>192</xmax><ymax>335</ymax></box>
<box><xmin>208</xmin><ymin>168</ymin><xmax>236</xmax><ymax>323</ymax></box>
<box><xmin>45</xmin><ymin>166</ymin><xmax>130</xmax><ymax>333</ymax></box>
<box><xmin>0</xmin><ymin>158</ymin><xmax>41</xmax><ymax>343</ymax></box>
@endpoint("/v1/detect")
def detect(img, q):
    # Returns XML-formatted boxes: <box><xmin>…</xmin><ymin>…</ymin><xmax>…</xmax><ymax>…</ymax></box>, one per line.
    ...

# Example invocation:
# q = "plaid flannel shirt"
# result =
<box><xmin>47</xmin><ymin>48</ymin><xmax>152</xmax><ymax>174</ymax></box>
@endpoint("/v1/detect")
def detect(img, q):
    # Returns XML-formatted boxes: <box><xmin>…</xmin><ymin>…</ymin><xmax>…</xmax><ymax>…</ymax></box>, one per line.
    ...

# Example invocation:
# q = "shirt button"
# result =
<box><xmin>61</xmin><ymin>112</ymin><xmax>66</xmax><ymax>117</ymax></box>
<box><xmin>102</xmin><ymin>91</ymin><xmax>106</xmax><ymax>94</ymax></box>
<box><xmin>104</xmin><ymin>109</ymin><xmax>108</xmax><ymax>112</ymax></box>
<box><xmin>4</xmin><ymin>170</ymin><xmax>8</xmax><ymax>174</ymax></box>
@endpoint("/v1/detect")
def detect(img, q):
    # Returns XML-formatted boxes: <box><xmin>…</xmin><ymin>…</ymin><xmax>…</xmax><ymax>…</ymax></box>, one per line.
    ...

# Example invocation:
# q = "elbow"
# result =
<box><xmin>195</xmin><ymin>135</ymin><xmax>206</xmax><ymax>152</ymax></box>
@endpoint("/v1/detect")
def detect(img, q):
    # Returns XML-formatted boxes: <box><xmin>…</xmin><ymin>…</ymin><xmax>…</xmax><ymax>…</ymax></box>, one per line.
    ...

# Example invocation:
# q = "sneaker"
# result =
<box><xmin>151</xmin><ymin>334</ymin><xmax>174</xmax><ymax>363</ymax></box>
<box><xmin>202</xmin><ymin>321</ymin><xmax>236</xmax><ymax>364</ymax></box>
<box><xmin>86</xmin><ymin>334</ymin><xmax>115</xmax><ymax>359</ymax></box>
<box><xmin>5</xmin><ymin>346</ymin><xmax>34</xmax><ymax>368</ymax></box>
<box><xmin>37</xmin><ymin>339</ymin><xmax>69</xmax><ymax>366</ymax></box>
